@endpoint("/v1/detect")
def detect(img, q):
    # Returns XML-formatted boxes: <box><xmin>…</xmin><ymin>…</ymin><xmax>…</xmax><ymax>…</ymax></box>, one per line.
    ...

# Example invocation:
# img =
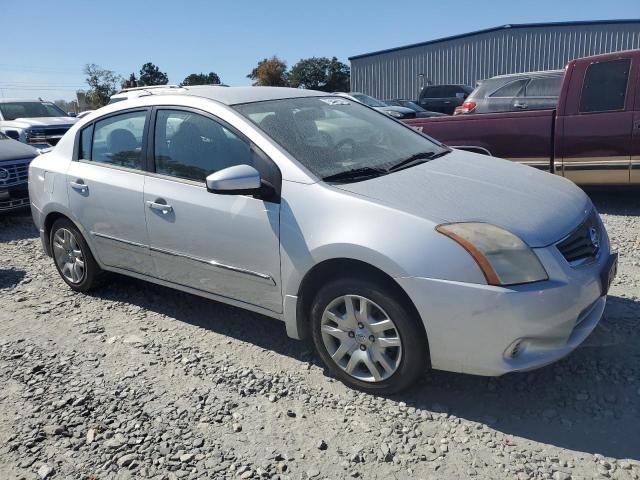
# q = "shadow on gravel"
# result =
<box><xmin>0</xmin><ymin>211</ymin><xmax>38</xmax><ymax>242</ymax></box>
<box><xmin>90</xmin><ymin>273</ymin><xmax>640</xmax><ymax>461</ymax></box>
<box><xmin>0</xmin><ymin>269</ymin><xmax>26</xmax><ymax>289</ymax></box>
<box><xmin>585</xmin><ymin>187</ymin><xmax>640</xmax><ymax>216</ymax></box>
<box><xmin>398</xmin><ymin>294</ymin><xmax>640</xmax><ymax>461</ymax></box>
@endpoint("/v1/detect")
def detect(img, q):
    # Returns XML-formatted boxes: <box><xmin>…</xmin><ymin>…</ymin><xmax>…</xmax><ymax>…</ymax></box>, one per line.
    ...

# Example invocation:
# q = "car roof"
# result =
<box><xmin>488</xmin><ymin>69</ymin><xmax>564</xmax><ymax>80</ymax></box>
<box><xmin>144</xmin><ymin>86</ymin><xmax>328</xmax><ymax>106</ymax></box>
<box><xmin>0</xmin><ymin>98</ymin><xmax>47</xmax><ymax>103</ymax></box>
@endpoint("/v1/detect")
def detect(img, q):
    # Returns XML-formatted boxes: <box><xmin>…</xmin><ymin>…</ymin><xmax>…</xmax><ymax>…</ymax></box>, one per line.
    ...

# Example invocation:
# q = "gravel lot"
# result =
<box><xmin>0</xmin><ymin>189</ymin><xmax>639</xmax><ymax>480</ymax></box>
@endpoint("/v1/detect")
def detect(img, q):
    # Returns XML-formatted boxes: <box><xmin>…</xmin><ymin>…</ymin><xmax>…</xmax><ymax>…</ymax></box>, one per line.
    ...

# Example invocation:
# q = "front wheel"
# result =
<box><xmin>310</xmin><ymin>277</ymin><xmax>428</xmax><ymax>394</ymax></box>
<box><xmin>50</xmin><ymin>218</ymin><xmax>104</xmax><ymax>292</ymax></box>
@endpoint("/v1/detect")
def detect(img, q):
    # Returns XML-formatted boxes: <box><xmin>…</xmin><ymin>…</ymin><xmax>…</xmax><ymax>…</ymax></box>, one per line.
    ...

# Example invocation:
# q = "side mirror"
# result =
<box><xmin>206</xmin><ymin>164</ymin><xmax>262</xmax><ymax>195</ymax></box>
<box><xmin>67</xmin><ymin>112</ymin><xmax>77</xmax><ymax>117</ymax></box>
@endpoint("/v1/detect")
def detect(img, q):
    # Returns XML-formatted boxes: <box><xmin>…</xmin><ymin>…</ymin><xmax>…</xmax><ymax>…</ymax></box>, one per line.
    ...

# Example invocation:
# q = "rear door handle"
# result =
<box><xmin>514</xmin><ymin>102</ymin><xmax>528</xmax><ymax>109</ymax></box>
<box><xmin>146</xmin><ymin>200</ymin><xmax>173</xmax><ymax>214</ymax></box>
<box><xmin>70</xmin><ymin>180</ymin><xmax>88</xmax><ymax>193</ymax></box>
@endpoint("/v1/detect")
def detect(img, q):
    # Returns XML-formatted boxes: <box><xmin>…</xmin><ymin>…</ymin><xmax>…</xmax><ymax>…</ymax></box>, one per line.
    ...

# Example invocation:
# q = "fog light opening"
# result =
<box><xmin>505</xmin><ymin>339</ymin><xmax>526</xmax><ymax>359</ymax></box>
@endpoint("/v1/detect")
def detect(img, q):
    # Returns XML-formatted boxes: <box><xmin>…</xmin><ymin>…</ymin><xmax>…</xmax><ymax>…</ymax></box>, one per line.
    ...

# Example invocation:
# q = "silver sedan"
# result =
<box><xmin>28</xmin><ymin>86</ymin><xmax>617</xmax><ymax>393</ymax></box>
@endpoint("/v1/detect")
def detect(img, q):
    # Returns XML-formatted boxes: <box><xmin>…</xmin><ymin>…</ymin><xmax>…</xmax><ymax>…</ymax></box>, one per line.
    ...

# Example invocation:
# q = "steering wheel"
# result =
<box><xmin>334</xmin><ymin>138</ymin><xmax>356</xmax><ymax>159</ymax></box>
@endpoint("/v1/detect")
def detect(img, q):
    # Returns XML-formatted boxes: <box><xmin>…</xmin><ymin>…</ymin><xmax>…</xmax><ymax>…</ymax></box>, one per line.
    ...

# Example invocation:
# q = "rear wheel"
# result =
<box><xmin>310</xmin><ymin>277</ymin><xmax>427</xmax><ymax>394</ymax></box>
<box><xmin>50</xmin><ymin>218</ymin><xmax>104</xmax><ymax>292</ymax></box>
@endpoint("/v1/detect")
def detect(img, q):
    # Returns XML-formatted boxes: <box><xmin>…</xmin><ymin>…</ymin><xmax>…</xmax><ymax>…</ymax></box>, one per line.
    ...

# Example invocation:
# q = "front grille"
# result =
<box><xmin>27</xmin><ymin>126</ymin><xmax>72</xmax><ymax>147</ymax></box>
<box><xmin>0</xmin><ymin>158</ymin><xmax>31</xmax><ymax>187</ymax></box>
<box><xmin>0</xmin><ymin>196</ymin><xmax>29</xmax><ymax>211</ymax></box>
<box><xmin>556</xmin><ymin>210</ymin><xmax>601</xmax><ymax>266</ymax></box>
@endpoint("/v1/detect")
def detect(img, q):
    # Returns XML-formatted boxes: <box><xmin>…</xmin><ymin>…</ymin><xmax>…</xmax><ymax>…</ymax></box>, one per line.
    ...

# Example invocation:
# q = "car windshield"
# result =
<box><xmin>233</xmin><ymin>96</ymin><xmax>447</xmax><ymax>181</ymax></box>
<box><xmin>351</xmin><ymin>94</ymin><xmax>387</xmax><ymax>108</ymax></box>
<box><xmin>0</xmin><ymin>101</ymin><xmax>68</xmax><ymax>120</ymax></box>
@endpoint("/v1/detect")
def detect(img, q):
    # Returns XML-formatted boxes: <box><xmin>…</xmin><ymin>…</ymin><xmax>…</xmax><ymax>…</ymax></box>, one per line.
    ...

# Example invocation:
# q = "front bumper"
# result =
<box><xmin>0</xmin><ymin>184</ymin><xmax>29</xmax><ymax>212</ymax></box>
<box><xmin>397</xmin><ymin>238</ymin><xmax>614</xmax><ymax>376</ymax></box>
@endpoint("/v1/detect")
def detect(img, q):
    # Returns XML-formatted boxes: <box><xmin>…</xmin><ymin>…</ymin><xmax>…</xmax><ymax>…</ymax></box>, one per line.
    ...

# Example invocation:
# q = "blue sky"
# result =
<box><xmin>1</xmin><ymin>0</ymin><xmax>639</xmax><ymax>101</ymax></box>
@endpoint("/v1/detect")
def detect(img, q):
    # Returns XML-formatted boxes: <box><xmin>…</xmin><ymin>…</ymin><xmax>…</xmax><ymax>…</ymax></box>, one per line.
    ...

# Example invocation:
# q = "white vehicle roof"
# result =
<box><xmin>112</xmin><ymin>86</ymin><xmax>328</xmax><ymax>106</ymax></box>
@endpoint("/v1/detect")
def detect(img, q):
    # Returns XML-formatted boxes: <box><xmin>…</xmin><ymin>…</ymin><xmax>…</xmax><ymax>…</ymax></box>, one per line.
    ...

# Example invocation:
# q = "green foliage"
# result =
<box><xmin>247</xmin><ymin>56</ymin><xmax>289</xmax><ymax>87</ymax></box>
<box><xmin>82</xmin><ymin>64</ymin><xmax>121</xmax><ymax>108</ymax></box>
<box><xmin>289</xmin><ymin>56</ymin><xmax>350</xmax><ymax>92</ymax></box>
<box><xmin>139</xmin><ymin>62</ymin><xmax>169</xmax><ymax>86</ymax></box>
<box><xmin>181</xmin><ymin>72</ymin><xmax>222</xmax><ymax>86</ymax></box>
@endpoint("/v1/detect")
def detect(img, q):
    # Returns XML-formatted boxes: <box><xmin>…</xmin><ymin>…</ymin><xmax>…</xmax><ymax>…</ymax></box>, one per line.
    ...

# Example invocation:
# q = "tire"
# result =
<box><xmin>310</xmin><ymin>277</ymin><xmax>428</xmax><ymax>394</ymax></box>
<box><xmin>49</xmin><ymin>218</ymin><xmax>105</xmax><ymax>292</ymax></box>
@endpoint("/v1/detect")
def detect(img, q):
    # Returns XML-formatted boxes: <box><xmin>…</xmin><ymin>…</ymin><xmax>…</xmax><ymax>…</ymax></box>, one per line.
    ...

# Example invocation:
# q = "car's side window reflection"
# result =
<box><xmin>90</xmin><ymin>111</ymin><xmax>146</xmax><ymax>169</ymax></box>
<box><xmin>154</xmin><ymin>110</ymin><xmax>253</xmax><ymax>182</ymax></box>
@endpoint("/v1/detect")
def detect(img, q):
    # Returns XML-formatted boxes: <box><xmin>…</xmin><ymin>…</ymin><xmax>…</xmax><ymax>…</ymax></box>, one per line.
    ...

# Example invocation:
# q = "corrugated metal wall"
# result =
<box><xmin>350</xmin><ymin>22</ymin><xmax>640</xmax><ymax>100</ymax></box>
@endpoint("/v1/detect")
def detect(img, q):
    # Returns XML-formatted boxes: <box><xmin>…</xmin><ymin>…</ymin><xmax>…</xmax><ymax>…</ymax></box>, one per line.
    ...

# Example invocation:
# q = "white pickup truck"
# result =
<box><xmin>0</xmin><ymin>98</ymin><xmax>78</xmax><ymax>151</ymax></box>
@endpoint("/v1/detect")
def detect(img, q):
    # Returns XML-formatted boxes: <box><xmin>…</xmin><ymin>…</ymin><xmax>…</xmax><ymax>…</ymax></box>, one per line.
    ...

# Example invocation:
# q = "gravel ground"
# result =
<box><xmin>0</xmin><ymin>189</ymin><xmax>639</xmax><ymax>480</ymax></box>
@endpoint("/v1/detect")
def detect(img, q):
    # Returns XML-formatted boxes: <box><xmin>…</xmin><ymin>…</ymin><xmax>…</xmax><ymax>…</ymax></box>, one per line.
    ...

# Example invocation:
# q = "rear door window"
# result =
<box><xmin>525</xmin><ymin>76</ymin><xmax>563</xmax><ymax>97</ymax></box>
<box><xmin>490</xmin><ymin>79</ymin><xmax>528</xmax><ymax>97</ymax></box>
<box><xmin>579</xmin><ymin>58</ymin><xmax>630</xmax><ymax>113</ymax></box>
<box><xmin>90</xmin><ymin>110</ymin><xmax>147</xmax><ymax>169</ymax></box>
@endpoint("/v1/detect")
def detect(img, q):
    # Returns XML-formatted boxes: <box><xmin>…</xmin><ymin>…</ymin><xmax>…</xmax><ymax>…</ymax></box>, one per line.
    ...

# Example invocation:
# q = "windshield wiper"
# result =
<box><xmin>387</xmin><ymin>150</ymin><xmax>451</xmax><ymax>172</ymax></box>
<box><xmin>322</xmin><ymin>167</ymin><xmax>388</xmax><ymax>183</ymax></box>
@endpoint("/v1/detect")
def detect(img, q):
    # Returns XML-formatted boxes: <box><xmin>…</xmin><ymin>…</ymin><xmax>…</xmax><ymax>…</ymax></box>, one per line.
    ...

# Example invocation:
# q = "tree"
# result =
<box><xmin>325</xmin><ymin>57</ymin><xmax>350</xmax><ymax>92</ymax></box>
<box><xmin>83</xmin><ymin>64</ymin><xmax>121</xmax><ymax>108</ymax></box>
<box><xmin>139</xmin><ymin>62</ymin><xmax>168</xmax><ymax>86</ymax></box>
<box><xmin>181</xmin><ymin>72</ymin><xmax>221</xmax><ymax>86</ymax></box>
<box><xmin>289</xmin><ymin>57</ymin><xmax>329</xmax><ymax>90</ymax></box>
<box><xmin>289</xmin><ymin>56</ymin><xmax>350</xmax><ymax>92</ymax></box>
<box><xmin>247</xmin><ymin>56</ymin><xmax>289</xmax><ymax>87</ymax></box>
<box><xmin>121</xmin><ymin>73</ymin><xmax>138</xmax><ymax>90</ymax></box>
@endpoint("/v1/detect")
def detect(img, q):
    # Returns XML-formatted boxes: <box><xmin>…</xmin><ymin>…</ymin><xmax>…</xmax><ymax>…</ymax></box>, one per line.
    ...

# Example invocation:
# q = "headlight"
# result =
<box><xmin>436</xmin><ymin>223</ymin><xmax>548</xmax><ymax>286</ymax></box>
<box><xmin>385</xmin><ymin>110</ymin><xmax>404</xmax><ymax>118</ymax></box>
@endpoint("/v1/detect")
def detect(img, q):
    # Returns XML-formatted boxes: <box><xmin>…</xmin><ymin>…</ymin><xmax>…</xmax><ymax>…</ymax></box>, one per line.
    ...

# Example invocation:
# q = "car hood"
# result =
<box><xmin>0</xmin><ymin>138</ymin><xmax>38</xmax><ymax>162</ymax></box>
<box><xmin>5</xmin><ymin>117</ymin><xmax>78</xmax><ymax>128</ymax></box>
<box><xmin>332</xmin><ymin>151</ymin><xmax>591</xmax><ymax>248</ymax></box>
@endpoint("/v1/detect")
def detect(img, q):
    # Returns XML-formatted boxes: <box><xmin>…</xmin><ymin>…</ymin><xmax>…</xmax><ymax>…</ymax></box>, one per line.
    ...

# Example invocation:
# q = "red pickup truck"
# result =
<box><xmin>405</xmin><ymin>49</ymin><xmax>640</xmax><ymax>185</ymax></box>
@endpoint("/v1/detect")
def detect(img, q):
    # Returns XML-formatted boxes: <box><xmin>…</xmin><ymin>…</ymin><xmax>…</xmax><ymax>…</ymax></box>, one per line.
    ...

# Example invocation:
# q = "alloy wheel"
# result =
<box><xmin>320</xmin><ymin>295</ymin><xmax>402</xmax><ymax>382</ymax></box>
<box><xmin>52</xmin><ymin>228</ymin><xmax>86</xmax><ymax>284</ymax></box>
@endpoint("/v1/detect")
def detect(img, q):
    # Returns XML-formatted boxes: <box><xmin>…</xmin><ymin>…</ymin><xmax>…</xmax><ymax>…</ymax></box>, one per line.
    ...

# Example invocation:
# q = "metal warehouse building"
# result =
<box><xmin>350</xmin><ymin>20</ymin><xmax>640</xmax><ymax>100</ymax></box>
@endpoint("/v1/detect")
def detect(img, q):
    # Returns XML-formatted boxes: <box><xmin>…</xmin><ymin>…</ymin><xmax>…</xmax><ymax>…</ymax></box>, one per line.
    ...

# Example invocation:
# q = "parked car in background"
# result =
<box><xmin>336</xmin><ymin>92</ymin><xmax>416</xmax><ymax>119</ymax></box>
<box><xmin>29</xmin><ymin>86</ymin><xmax>616</xmax><ymax>393</ymax></box>
<box><xmin>455</xmin><ymin>70</ymin><xmax>564</xmax><ymax>114</ymax></box>
<box><xmin>384</xmin><ymin>99</ymin><xmax>447</xmax><ymax>118</ymax></box>
<box><xmin>417</xmin><ymin>84</ymin><xmax>474</xmax><ymax>115</ymax></box>
<box><xmin>0</xmin><ymin>99</ymin><xmax>78</xmax><ymax>151</ymax></box>
<box><xmin>405</xmin><ymin>49</ymin><xmax>640</xmax><ymax>185</ymax></box>
<box><xmin>0</xmin><ymin>132</ymin><xmax>38</xmax><ymax>212</ymax></box>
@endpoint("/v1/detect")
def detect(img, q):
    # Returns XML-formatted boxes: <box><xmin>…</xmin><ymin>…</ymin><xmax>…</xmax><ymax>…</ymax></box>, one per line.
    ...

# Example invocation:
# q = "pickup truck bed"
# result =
<box><xmin>406</xmin><ymin>109</ymin><xmax>555</xmax><ymax>172</ymax></box>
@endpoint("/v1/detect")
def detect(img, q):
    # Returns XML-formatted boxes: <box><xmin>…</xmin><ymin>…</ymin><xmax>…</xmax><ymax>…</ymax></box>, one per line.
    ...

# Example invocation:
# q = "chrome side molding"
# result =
<box><xmin>90</xmin><ymin>231</ymin><xmax>275</xmax><ymax>285</ymax></box>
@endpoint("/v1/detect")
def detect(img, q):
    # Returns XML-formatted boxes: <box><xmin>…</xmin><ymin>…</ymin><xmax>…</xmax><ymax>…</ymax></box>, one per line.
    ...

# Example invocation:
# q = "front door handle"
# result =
<box><xmin>146</xmin><ymin>200</ymin><xmax>173</xmax><ymax>214</ymax></box>
<box><xmin>70</xmin><ymin>180</ymin><xmax>88</xmax><ymax>193</ymax></box>
<box><xmin>514</xmin><ymin>102</ymin><xmax>528</xmax><ymax>109</ymax></box>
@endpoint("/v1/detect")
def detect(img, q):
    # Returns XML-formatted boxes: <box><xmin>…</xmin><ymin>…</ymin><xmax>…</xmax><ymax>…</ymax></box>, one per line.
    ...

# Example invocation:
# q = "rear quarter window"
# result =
<box><xmin>579</xmin><ymin>58</ymin><xmax>630</xmax><ymax>113</ymax></box>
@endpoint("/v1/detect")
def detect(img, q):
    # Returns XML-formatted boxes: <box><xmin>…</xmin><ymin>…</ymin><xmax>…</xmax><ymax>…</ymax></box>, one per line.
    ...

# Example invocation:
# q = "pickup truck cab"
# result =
<box><xmin>406</xmin><ymin>49</ymin><xmax>640</xmax><ymax>185</ymax></box>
